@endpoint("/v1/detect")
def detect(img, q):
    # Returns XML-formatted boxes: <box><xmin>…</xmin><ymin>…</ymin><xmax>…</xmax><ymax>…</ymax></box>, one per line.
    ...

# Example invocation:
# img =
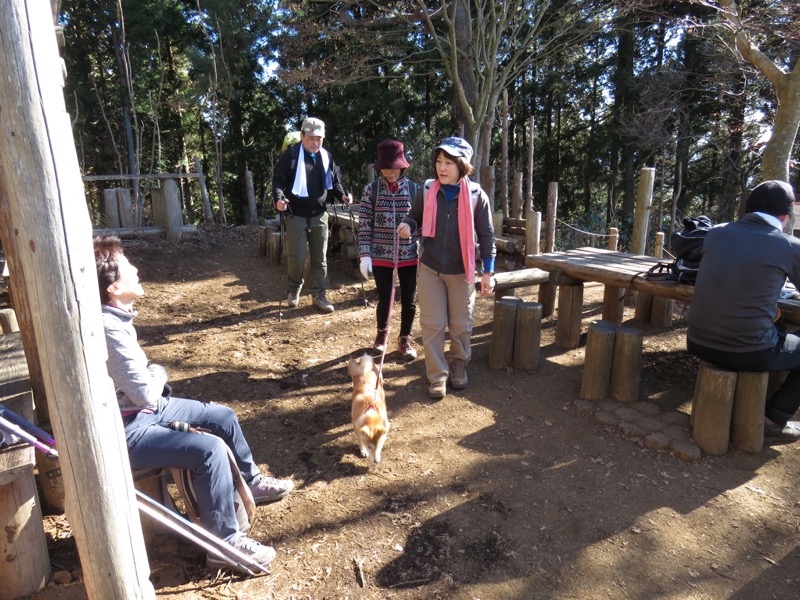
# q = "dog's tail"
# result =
<box><xmin>348</xmin><ymin>353</ymin><xmax>375</xmax><ymax>378</ymax></box>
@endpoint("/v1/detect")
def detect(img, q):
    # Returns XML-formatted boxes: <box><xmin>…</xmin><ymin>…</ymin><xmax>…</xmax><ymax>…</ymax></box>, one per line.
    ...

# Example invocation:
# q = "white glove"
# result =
<box><xmin>360</xmin><ymin>257</ymin><xmax>373</xmax><ymax>280</ymax></box>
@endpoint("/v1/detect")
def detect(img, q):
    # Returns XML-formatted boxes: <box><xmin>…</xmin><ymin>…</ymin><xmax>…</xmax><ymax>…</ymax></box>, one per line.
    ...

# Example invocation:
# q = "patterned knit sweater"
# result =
<box><xmin>357</xmin><ymin>176</ymin><xmax>419</xmax><ymax>268</ymax></box>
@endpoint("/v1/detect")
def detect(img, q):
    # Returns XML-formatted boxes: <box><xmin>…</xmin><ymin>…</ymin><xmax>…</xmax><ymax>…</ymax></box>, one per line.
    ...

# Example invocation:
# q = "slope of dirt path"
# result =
<box><xmin>30</xmin><ymin>226</ymin><xmax>800</xmax><ymax>599</ymax></box>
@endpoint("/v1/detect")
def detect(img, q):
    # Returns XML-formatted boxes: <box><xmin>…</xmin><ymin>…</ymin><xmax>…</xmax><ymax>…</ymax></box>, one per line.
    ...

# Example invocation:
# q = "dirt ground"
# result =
<box><xmin>28</xmin><ymin>225</ymin><xmax>800</xmax><ymax>600</ymax></box>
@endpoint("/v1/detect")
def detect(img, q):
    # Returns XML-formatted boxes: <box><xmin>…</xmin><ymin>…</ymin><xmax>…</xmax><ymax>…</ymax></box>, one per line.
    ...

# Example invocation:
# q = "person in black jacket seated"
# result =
<box><xmin>687</xmin><ymin>180</ymin><xmax>800</xmax><ymax>439</ymax></box>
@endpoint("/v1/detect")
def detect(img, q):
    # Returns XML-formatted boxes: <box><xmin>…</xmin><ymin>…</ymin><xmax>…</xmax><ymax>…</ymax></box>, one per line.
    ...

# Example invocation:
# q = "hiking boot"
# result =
<box><xmin>312</xmin><ymin>291</ymin><xmax>334</xmax><ymax>313</ymax></box>
<box><xmin>764</xmin><ymin>420</ymin><xmax>800</xmax><ymax>440</ymax></box>
<box><xmin>287</xmin><ymin>290</ymin><xmax>300</xmax><ymax>308</ymax></box>
<box><xmin>249</xmin><ymin>476</ymin><xmax>295</xmax><ymax>505</ymax></box>
<box><xmin>207</xmin><ymin>534</ymin><xmax>276</xmax><ymax>574</ymax></box>
<box><xmin>397</xmin><ymin>335</ymin><xmax>417</xmax><ymax>359</ymax></box>
<box><xmin>449</xmin><ymin>362</ymin><xmax>468</xmax><ymax>389</ymax></box>
<box><xmin>428</xmin><ymin>380</ymin><xmax>446</xmax><ymax>399</ymax></box>
<box><xmin>373</xmin><ymin>329</ymin><xmax>388</xmax><ymax>353</ymax></box>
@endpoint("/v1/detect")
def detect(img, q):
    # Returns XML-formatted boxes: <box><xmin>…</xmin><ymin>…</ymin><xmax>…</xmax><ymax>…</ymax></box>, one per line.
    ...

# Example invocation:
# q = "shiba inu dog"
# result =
<box><xmin>347</xmin><ymin>354</ymin><xmax>389</xmax><ymax>464</ymax></box>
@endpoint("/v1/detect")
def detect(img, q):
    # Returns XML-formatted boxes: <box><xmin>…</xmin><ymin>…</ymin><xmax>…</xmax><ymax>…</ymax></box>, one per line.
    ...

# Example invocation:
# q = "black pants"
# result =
<box><xmin>687</xmin><ymin>333</ymin><xmax>800</xmax><ymax>426</ymax></box>
<box><xmin>373</xmin><ymin>264</ymin><xmax>417</xmax><ymax>338</ymax></box>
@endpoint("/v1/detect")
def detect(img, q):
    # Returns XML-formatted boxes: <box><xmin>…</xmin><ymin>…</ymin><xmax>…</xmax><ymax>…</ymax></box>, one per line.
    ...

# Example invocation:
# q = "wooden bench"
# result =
<box><xmin>1</xmin><ymin>332</ymin><xmax>50</xmax><ymax>598</ymax></box>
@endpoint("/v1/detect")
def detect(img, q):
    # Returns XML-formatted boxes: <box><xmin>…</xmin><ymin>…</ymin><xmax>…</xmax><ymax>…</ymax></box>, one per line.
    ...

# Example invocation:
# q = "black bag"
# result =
<box><xmin>646</xmin><ymin>215</ymin><xmax>713</xmax><ymax>285</ymax></box>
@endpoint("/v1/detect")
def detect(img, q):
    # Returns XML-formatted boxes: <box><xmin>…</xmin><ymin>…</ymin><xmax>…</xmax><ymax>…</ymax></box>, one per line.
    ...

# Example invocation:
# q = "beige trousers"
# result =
<box><xmin>417</xmin><ymin>263</ymin><xmax>476</xmax><ymax>384</ymax></box>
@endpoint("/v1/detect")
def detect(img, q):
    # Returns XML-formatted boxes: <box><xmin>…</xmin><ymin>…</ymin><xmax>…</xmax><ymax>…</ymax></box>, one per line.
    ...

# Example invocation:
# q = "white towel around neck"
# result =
<box><xmin>292</xmin><ymin>145</ymin><xmax>332</xmax><ymax>197</ymax></box>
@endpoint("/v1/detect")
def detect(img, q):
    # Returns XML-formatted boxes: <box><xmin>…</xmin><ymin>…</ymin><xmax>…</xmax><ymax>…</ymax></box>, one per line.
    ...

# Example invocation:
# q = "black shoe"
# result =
<box><xmin>764</xmin><ymin>420</ymin><xmax>800</xmax><ymax>440</ymax></box>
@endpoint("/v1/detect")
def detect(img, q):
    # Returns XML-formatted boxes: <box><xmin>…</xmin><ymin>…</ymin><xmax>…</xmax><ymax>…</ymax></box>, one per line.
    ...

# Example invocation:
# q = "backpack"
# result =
<box><xmin>645</xmin><ymin>215</ymin><xmax>713</xmax><ymax>285</ymax></box>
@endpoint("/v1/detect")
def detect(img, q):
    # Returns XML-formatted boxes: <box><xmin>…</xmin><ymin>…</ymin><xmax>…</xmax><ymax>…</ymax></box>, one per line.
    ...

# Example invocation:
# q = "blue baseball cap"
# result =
<box><xmin>435</xmin><ymin>137</ymin><xmax>473</xmax><ymax>164</ymax></box>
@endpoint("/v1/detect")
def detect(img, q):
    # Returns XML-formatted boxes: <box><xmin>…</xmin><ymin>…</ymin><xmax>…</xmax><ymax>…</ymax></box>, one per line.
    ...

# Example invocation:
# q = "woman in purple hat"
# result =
<box><xmin>357</xmin><ymin>139</ymin><xmax>421</xmax><ymax>358</ymax></box>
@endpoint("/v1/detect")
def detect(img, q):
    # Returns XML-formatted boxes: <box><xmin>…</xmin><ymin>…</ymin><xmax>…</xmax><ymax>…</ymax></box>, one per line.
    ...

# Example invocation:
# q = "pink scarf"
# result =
<box><xmin>421</xmin><ymin>178</ymin><xmax>476</xmax><ymax>283</ymax></box>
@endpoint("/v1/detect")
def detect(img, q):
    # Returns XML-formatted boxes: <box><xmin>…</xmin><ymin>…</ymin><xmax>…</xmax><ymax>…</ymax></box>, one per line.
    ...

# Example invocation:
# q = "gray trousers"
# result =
<box><xmin>123</xmin><ymin>396</ymin><xmax>261</xmax><ymax>541</ymax></box>
<box><xmin>417</xmin><ymin>263</ymin><xmax>476</xmax><ymax>384</ymax></box>
<box><xmin>284</xmin><ymin>212</ymin><xmax>329</xmax><ymax>294</ymax></box>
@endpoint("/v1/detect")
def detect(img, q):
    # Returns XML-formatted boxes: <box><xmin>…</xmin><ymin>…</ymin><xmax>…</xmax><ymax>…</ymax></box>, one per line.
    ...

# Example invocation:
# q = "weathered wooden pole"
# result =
<box><xmin>539</xmin><ymin>182</ymin><xmax>559</xmax><ymax>317</ymax></box>
<box><xmin>512</xmin><ymin>172</ymin><xmax>523</xmax><ymax>219</ymax></box>
<box><xmin>500</xmin><ymin>90</ymin><xmax>509</xmax><ymax>219</ymax></box>
<box><xmin>631</xmin><ymin>168</ymin><xmax>655</xmax><ymax>255</ymax></box>
<box><xmin>193</xmin><ymin>156</ymin><xmax>214</xmax><ymax>223</ymax></box>
<box><xmin>525</xmin><ymin>210</ymin><xmax>541</xmax><ymax>258</ymax></box>
<box><xmin>0</xmin><ymin>2</ymin><xmax>154</xmax><ymax>597</ymax></box>
<box><xmin>526</xmin><ymin>115</ymin><xmax>534</xmax><ymax>214</ymax></box>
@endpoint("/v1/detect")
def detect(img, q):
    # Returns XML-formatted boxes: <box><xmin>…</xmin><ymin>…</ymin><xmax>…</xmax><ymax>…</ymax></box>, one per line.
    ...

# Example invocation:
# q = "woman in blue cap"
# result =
<box><xmin>398</xmin><ymin>137</ymin><xmax>496</xmax><ymax>398</ymax></box>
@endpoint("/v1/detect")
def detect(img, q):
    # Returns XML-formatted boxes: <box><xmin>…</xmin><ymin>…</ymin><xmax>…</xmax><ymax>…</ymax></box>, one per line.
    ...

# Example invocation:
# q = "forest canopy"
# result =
<box><xmin>61</xmin><ymin>0</ymin><xmax>799</xmax><ymax>246</ymax></box>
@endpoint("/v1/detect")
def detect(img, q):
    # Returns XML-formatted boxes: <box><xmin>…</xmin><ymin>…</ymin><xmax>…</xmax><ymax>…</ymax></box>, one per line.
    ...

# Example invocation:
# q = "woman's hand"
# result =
<box><xmin>480</xmin><ymin>272</ymin><xmax>495</xmax><ymax>297</ymax></box>
<box><xmin>397</xmin><ymin>223</ymin><xmax>411</xmax><ymax>239</ymax></box>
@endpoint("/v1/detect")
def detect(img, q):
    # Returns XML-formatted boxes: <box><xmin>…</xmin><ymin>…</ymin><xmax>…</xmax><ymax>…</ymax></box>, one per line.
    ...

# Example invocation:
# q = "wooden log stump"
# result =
<box><xmin>539</xmin><ymin>282</ymin><xmax>556</xmax><ymax>318</ymax></box>
<box><xmin>267</xmin><ymin>231</ymin><xmax>281</xmax><ymax>266</ymax></box>
<box><xmin>258</xmin><ymin>226</ymin><xmax>268</xmax><ymax>257</ymax></box>
<box><xmin>609</xmin><ymin>327</ymin><xmax>644</xmax><ymax>403</ymax></box>
<box><xmin>0</xmin><ymin>391</ymin><xmax>50</xmax><ymax>598</ymax></box>
<box><xmin>0</xmin><ymin>307</ymin><xmax>19</xmax><ymax>333</ymax></box>
<box><xmin>580</xmin><ymin>321</ymin><xmax>617</xmax><ymax>401</ymax></box>
<box><xmin>513</xmin><ymin>302</ymin><xmax>542</xmax><ymax>371</ymax></box>
<box><xmin>731</xmin><ymin>371</ymin><xmax>768</xmax><ymax>453</ymax></box>
<box><xmin>489</xmin><ymin>298</ymin><xmax>521</xmax><ymax>370</ymax></box>
<box><xmin>633</xmin><ymin>293</ymin><xmax>653</xmax><ymax>323</ymax></box>
<box><xmin>691</xmin><ymin>363</ymin><xmax>737</xmax><ymax>455</ymax></box>
<box><xmin>555</xmin><ymin>281</ymin><xmax>584</xmax><ymax>349</ymax></box>
<box><xmin>650</xmin><ymin>296</ymin><xmax>674</xmax><ymax>328</ymax></box>
<box><xmin>602</xmin><ymin>285</ymin><xmax>624</xmax><ymax>323</ymax></box>
<box><xmin>132</xmin><ymin>468</ymin><xmax>173</xmax><ymax>543</ymax></box>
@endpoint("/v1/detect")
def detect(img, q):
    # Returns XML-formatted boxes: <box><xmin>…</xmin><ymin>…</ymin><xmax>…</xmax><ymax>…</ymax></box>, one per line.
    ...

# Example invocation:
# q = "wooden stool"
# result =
<box><xmin>132</xmin><ymin>468</ymin><xmax>174</xmax><ymax>542</ymax></box>
<box><xmin>691</xmin><ymin>362</ymin><xmax>768</xmax><ymax>454</ymax></box>
<box><xmin>0</xmin><ymin>391</ymin><xmax>50</xmax><ymax>598</ymax></box>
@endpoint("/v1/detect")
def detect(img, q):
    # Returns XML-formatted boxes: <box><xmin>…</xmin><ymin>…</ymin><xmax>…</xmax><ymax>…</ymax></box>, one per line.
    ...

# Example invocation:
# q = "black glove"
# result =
<box><xmin>162</xmin><ymin>383</ymin><xmax>173</xmax><ymax>398</ymax></box>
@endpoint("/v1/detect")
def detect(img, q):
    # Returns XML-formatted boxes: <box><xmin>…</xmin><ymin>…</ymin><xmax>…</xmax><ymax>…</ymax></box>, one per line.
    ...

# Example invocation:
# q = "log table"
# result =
<box><xmin>0</xmin><ymin>332</ymin><xmax>51</xmax><ymax>598</ymax></box>
<box><xmin>526</xmin><ymin>246</ymin><xmax>800</xmax><ymax>349</ymax></box>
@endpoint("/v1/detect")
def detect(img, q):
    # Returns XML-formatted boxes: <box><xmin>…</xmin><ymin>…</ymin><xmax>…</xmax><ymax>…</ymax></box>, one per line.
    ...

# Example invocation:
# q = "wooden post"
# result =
<box><xmin>268</xmin><ymin>232</ymin><xmax>282</xmax><ymax>265</ymax></box>
<box><xmin>525</xmin><ymin>210</ymin><xmax>541</xmax><ymax>258</ymax></box>
<box><xmin>158</xmin><ymin>178</ymin><xmax>183</xmax><ymax>243</ymax></box>
<box><xmin>245</xmin><ymin>170</ymin><xmax>258</xmax><ymax>225</ymax></box>
<box><xmin>513</xmin><ymin>302</ymin><xmax>542</xmax><ymax>371</ymax></box>
<box><xmin>193</xmin><ymin>156</ymin><xmax>214</xmax><ymax>223</ymax></box>
<box><xmin>692</xmin><ymin>363</ymin><xmax>736</xmax><ymax>455</ymax></box>
<box><xmin>580</xmin><ymin>322</ymin><xmax>617</xmax><ymax>401</ymax></box>
<box><xmin>0</xmin><ymin>308</ymin><xmax>20</xmax><ymax>333</ymax></box>
<box><xmin>609</xmin><ymin>327</ymin><xmax>643</xmax><ymax>402</ymax></box>
<box><xmin>653</xmin><ymin>231</ymin><xmax>664</xmax><ymax>257</ymax></box>
<box><xmin>630</xmin><ymin>168</ymin><xmax>655</xmax><ymax>255</ymax></box>
<box><xmin>489</xmin><ymin>298</ymin><xmax>520</xmax><ymax>370</ymax></box>
<box><xmin>258</xmin><ymin>226</ymin><xmax>268</xmax><ymax>257</ymax></box>
<box><xmin>634</xmin><ymin>293</ymin><xmax>654</xmax><ymax>323</ymax></box>
<box><xmin>649</xmin><ymin>231</ymin><xmax>674</xmax><ymax>327</ymax></box>
<box><xmin>103</xmin><ymin>188</ymin><xmax>121</xmax><ymax>228</ymax></box>
<box><xmin>0</xmin><ymin>4</ymin><xmax>154</xmax><ymax>596</ymax></box>
<box><xmin>492</xmin><ymin>211</ymin><xmax>504</xmax><ymax>238</ymax></box>
<box><xmin>539</xmin><ymin>183</ymin><xmax>559</xmax><ymax>317</ymax></box>
<box><xmin>608</xmin><ymin>227</ymin><xmax>619</xmax><ymax>251</ymax></box>
<box><xmin>555</xmin><ymin>280</ymin><xmax>583</xmax><ymax>349</ymax></box>
<box><xmin>731</xmin><ymin>371</ymin><xmax>768</xmax><ymax>452</ymax></box>
<box><xmin>602</xmin><ymin>285</ymin><xmax>625</xmax><ymax>323</ymax></box>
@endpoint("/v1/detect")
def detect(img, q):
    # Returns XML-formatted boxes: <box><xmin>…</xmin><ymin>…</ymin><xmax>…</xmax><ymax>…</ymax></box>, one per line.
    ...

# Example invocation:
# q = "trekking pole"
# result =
<box><xmin>278</xmin><ymin>210</ymin><xmax>286</xmax><ymax>322</ymax></box>
<box><xmin>0</xmin><ymin>405</ymin><xmax>56</xmax><ymax>447</ymax></box>
<box><xmin>0</xmin><ymin>414</ymin><xmax>59</xmax><ymax>457</ymax></box>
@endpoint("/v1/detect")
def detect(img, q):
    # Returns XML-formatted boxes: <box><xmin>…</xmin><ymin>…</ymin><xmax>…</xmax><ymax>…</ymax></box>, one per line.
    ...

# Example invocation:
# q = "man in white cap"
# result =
<box><xmin>272</xmin><ymin>117</ymin><xmax>352</xmax><ymax>312</ymax></box>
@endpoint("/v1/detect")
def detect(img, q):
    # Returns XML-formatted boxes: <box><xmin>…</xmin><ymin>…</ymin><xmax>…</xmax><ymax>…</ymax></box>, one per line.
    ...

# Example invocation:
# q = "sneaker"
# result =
<box><xmin>428</xmin><ymin>380</ymin><xmax>446</xmax><ymax>399</ymax></box>
<box><xmin>373</xmin><ymin>329</ymin><xmax>388</xmax><ymax>352</ymax></box>
<box><xmin>764</xmin><ymin>420</ymin><xmax>800</xmax><ymax>440</ymax></box>
<box><xmin>249</xmin><ymin>476</ymin><xmax>295</xmax><ymax>505</ymax></box>
<box><xmin>287</xmin><ymin>290</ymin><xmax>300</xmax><ymax>308</ymax></box>
<box><xmin>312</xmin><ymin>291</ymin><xmax>335</xmax><ymax>313</ymax></box>
<box><xmin>397</xmin><ymin>336</ymin><xmax>417</xmax><ymax>359</ymax></box>
<box><xmin>207</xmin><ymin>534</ymin><xmax>276</xmax><ymax>574</ymax></box>
<box><xmin>449</xmin><ymin>362</ymin><xmax>468</xmax><ymax>389</ymax></box>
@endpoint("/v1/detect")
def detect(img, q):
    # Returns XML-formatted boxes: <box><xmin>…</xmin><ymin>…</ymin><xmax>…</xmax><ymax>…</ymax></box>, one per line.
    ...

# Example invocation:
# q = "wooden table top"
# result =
<box><xmin>527</xmin><ymin>246</ymin><xmax>800</xmax><ymax>325</ymax></box>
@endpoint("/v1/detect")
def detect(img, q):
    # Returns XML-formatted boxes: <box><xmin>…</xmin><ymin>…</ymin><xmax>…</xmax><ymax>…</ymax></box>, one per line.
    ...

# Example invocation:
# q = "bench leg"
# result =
<box><xmin>555</xmin><ymin>282</ymin><xmax>583</xmax><ymax>349</ymax></box>
<box><xmin>692</xmin><ymin>363</ymin><xmax>736</xmax><ymax>455</ymax></box>
<box><xmin>731</xmin><ymin>371</ymin><xmax>768</xmax><ymax>452</ymax></box>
